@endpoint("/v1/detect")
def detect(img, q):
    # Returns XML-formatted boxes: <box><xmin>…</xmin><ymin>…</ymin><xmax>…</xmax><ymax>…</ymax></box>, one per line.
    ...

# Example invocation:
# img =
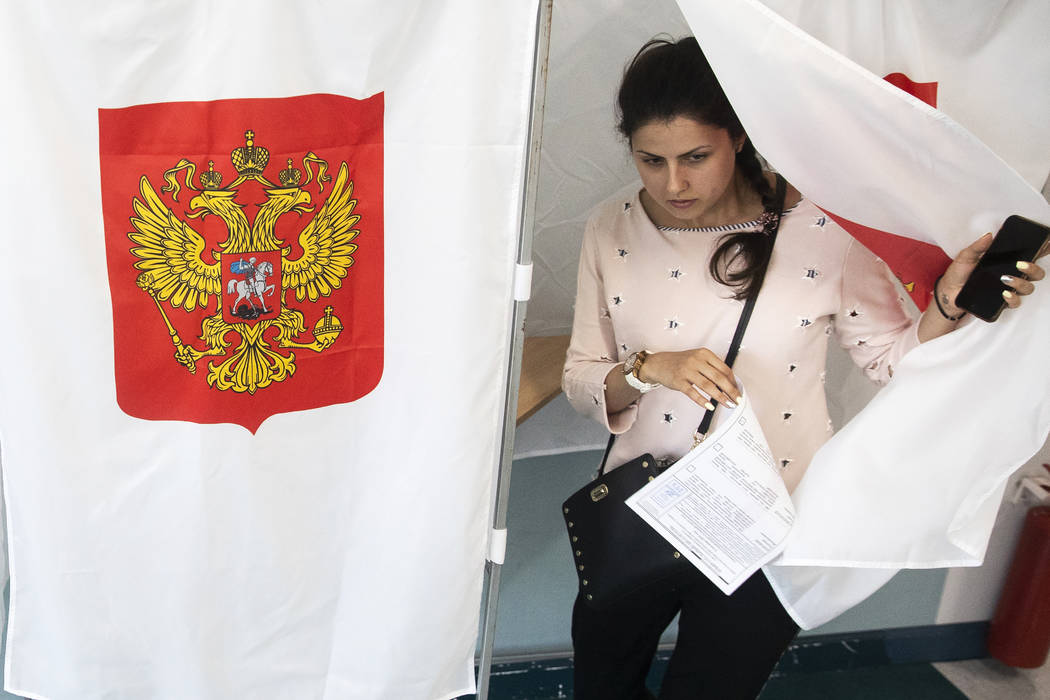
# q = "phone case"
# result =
<box><xmin>955</xmin><ymin>215</ymin><xmax>1050</xmax><ymax>322</ymax></box>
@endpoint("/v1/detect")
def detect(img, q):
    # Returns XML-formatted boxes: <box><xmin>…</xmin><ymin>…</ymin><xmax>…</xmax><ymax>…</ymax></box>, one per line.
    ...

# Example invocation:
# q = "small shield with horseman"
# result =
<box><xmin>223</xmin><ymin>250</ymin><xmax>282</xmax><ymax>325</ymax></box>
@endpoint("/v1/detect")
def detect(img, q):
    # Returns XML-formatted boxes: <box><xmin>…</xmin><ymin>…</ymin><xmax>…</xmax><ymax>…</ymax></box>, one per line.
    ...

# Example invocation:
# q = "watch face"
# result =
<box><xmin>624</xmin><ymin>351</ymin><xmax>639</xmax><ymax>375</ymax></box>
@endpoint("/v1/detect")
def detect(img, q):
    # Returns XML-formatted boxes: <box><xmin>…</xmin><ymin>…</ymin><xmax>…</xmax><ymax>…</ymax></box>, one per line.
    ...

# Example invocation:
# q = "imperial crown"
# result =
<box><xmin>231</xmin><ymin>130</ymin><xmax>270</xmax><ymax>176</ymax></box>
<box><xmin>280</xmin><ymin>158</ymin><xmax>303</xmax><ymax>187</ymax></box>
<box><xmin>199</xmin><ymin>160</ymin><xmax>223</xmax><ymax>190</ymax></box>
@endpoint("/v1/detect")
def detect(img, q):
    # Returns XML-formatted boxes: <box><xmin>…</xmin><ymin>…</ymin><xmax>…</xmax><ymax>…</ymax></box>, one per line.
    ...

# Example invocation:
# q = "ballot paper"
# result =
<box><xmin>626</xmin><ymin>390</ymin><xmax>795</xmax><ymax>594</ymax></box>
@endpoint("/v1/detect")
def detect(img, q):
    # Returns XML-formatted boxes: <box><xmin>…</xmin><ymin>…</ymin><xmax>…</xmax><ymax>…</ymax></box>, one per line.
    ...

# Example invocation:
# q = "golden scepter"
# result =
<box><xmin>136</xmin><ymin>272</ymin><xmax>197</xmax><ymax>374</ymax></box>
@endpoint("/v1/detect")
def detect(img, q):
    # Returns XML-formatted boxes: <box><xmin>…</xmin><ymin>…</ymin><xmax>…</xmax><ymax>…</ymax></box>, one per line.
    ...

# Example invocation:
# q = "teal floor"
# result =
<box><xmin>476</xmin><ymin>660</ymin><xmax>967</xmax><ymax>699</ymax></box>
<box><xmin>758</xmin><ymin>663</ymin><xmax>966</xmax><ymax>699</ymax></box>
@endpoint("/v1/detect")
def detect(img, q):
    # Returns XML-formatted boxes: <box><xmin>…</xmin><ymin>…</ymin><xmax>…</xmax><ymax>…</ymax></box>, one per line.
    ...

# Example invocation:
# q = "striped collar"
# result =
<box><xmin>655</xmin><ymin>203</ymin><xmax>800</xmax><ymax>233</ymax></box>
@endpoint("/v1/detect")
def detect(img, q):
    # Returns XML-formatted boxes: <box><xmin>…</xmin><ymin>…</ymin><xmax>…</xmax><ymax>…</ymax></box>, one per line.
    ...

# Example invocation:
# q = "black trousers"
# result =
<box><xmin>571</xmin><ymin>568</ymin><xmax>798</xmax><ymax>700</ymax></box>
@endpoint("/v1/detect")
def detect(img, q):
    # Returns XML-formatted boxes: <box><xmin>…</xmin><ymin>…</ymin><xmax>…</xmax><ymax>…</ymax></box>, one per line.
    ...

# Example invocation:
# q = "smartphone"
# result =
<box><xmin>954</xmin><ymin>215</ymin><xmax>1050</xmax><ymax>322</ymax></box>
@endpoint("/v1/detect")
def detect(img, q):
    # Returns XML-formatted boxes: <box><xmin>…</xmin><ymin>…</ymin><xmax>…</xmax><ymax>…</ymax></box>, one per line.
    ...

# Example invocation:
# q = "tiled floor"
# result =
<box><xmin>759</xmin><ymin>659</ymin><xmax>1050</xmax><ymax>700</ymax></box>
<box><xmin>473</xmin><ymin>654</ymin><xmax>1049</xmax><ymax>699</ymax></box>
<box><xmin>935</xmin><ymin>657</ymin><xmax>1050</xmax><ymax>699</ymax></box>
<box><xmin>0</xmin><ymin>659</ymin><xmax>1045</xmax><ymax>698</ymax></box>
<box><xmin>765</xmin><ymin>665</ymin><xmax>965</xmax><ymax>699</ymax></box>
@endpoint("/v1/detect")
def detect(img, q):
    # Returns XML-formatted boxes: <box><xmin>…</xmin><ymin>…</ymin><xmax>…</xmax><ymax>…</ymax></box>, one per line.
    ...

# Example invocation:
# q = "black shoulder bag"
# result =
<box><xmin>562</xmin><ymin>175</ymin><xmax>787</xmax><ymax>609</ymax></box>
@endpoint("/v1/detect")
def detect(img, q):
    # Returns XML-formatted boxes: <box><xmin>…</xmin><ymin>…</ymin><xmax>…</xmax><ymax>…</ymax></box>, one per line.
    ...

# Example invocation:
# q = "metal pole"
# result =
<box><xmin>476</xmin><ymin>1</ymin><xmax>553</xmax><ymax>697</ymax></box>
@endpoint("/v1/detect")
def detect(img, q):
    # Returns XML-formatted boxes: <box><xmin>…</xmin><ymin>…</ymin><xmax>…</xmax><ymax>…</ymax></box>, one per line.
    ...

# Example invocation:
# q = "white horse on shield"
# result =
<box><xmin>227</xmin><ymin>259</ymin><xmax>276</xmax><ymax>318</ymax></box>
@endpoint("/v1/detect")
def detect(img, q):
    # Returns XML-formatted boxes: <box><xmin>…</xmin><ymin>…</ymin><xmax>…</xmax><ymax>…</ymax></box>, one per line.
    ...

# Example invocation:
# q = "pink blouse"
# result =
<box><xmin>562</xmin><ymin>187</ymin><xmax>920</xmax><ymax>493</ymax></box>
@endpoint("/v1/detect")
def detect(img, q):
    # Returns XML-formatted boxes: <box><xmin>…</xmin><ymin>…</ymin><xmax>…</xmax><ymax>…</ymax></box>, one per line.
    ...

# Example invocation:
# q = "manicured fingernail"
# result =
<box><xmin>704</xmin><ymin>401</ymin><xmax>715</xmax><ymax>411</ymax></box>
<box><xmin>1017</xmin><ymin>261</ymin><xmax>1031</xmax><ymax>272</ymax></box>
<box><xmin>1001</xmin><ymin>275</ymin><xmax>1014</xmax><ymax>284</ymax></box>
<box><xmin>725</xmin><ymin>399</ymin><xmax>737</xmax><ymax>408</ymax></box>
<box><xmin>1003</xmin><ymin>290</ymin><xmax>1015</xmax><ymax>300</ymax></box>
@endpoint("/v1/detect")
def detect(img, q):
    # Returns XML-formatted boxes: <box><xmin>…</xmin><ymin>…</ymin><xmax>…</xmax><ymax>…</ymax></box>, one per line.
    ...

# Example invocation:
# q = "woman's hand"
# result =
<box><xmin>936</xmin><ymin>233</ymin><xmax>1046</xmax><ymax>316</ymax></box>
<box><xmin>919</xmin><ymin>232</ymin><xmax>1046</xmax><ymax>341</ymax></box>
<box><xmin>638</xmin><ymin>348</ymin><xmax>742</xmax><ymax>409</ymax></box>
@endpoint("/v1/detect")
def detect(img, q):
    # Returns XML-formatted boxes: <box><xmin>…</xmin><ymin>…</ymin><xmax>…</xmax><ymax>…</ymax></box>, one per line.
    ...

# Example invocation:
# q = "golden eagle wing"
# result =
<box><xmin>128</xmin><ymin>177</ymin><xmax>221</xmax><ymax>311</ymax></box>
<box><xmin>282</xmin><ymin>162</ymin><xmax>361</xmax><ymax>302</ymax></box>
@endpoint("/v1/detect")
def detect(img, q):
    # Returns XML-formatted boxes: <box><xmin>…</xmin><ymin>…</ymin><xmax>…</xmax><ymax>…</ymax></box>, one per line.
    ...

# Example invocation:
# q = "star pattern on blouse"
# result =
<box><xmin>572</xmin><ymin>204</ymin><xmax>909</xmax><ymax>488</ymax></box>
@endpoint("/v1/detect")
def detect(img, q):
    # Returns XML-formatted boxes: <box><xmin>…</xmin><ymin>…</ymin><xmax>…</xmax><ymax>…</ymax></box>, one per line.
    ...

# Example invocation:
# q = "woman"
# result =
<box><xmin>561</xmin><ymin>37</ymin><xmax>1044</xmax><ymax>700</ymax></box>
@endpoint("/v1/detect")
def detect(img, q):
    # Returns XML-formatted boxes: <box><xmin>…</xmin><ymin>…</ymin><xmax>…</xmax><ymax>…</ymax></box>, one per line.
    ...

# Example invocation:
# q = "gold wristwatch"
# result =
<box><xmin>623</xmin><ymin>350</ymin><xmax>659</xmax><ymax>393</ymax></box>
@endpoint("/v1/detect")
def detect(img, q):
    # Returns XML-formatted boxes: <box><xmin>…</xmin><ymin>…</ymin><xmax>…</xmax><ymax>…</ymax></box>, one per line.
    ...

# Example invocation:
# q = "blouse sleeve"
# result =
<box><xmin>833</xmin><ymin>237</ymin><xmax>921</xmax><ymax>385</ymax></box>
<box><xmin>562</xmin><ymin>216</ymin><xmax>638</xmax><ymax>434</ymax></box>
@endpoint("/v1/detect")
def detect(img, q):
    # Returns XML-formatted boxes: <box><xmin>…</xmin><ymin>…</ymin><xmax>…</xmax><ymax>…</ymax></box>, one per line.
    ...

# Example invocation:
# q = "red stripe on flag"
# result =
<box><xmin>883</xmin><ymin>72</ymin><xmax>938</xmax><ymax>109</ymax></box>
<box><xmin>813</xmin><ymin>72</ymin><xmax>948</xmax><ymax>311</ymax></box>
<box><xmin>819</xmin><ymin>207</ymin><xmax>951</xmax><ymax>311</ymax></box>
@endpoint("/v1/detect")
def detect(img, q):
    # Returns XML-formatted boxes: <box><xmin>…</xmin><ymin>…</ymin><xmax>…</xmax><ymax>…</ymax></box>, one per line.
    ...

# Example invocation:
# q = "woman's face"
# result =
<box><xmin>631</xmin><ymin>116</ymin><xmax>745</xmax><ymax>228</ymax></box>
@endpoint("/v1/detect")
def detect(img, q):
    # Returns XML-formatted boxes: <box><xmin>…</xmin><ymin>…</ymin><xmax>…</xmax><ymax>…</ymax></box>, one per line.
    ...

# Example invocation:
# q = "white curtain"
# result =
<box><xmin>676</xmin><ymin>0</ymin><xmax>1050</xmax><ymax>628</ymax></box>
<box><xmin>0</xmin><ymin>1</ymin><xmax>538</xmax><ymax>697</ymax></box>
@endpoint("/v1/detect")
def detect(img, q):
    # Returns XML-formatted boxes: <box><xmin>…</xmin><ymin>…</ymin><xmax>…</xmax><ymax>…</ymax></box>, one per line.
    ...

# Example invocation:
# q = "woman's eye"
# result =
<box><xmin>642</xmin><ymin>158</ymin><xmax>663</xmax><ymax>166</ymax></box>
<box><xmin>688</xmin><ymin>153</ymin><xmax>708</xmax><ymax>162</ymax></box>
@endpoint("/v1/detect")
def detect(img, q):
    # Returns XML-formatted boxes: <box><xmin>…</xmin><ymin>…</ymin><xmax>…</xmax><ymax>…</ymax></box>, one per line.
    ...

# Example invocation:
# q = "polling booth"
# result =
<box><xmin>1</xmin><ymin>1</ymin><xmax>1049</xmax><ymax>699</ymax></box>
<box><xmin>509</xmin><ymin>0</ymin><xmax>1050</xmax><ymax>680</ymax></box>
<box><xmin>503</xmin><ymin>0</ymin><xmax>1050</xmax><ymax>688</ymax></box>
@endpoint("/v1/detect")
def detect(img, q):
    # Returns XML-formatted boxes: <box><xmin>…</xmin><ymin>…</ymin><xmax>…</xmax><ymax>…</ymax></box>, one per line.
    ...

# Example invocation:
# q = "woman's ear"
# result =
<box><xmin>735</xmin><ymin>135</ymin><xmax>746</xmax><ymax>153</ymax></box>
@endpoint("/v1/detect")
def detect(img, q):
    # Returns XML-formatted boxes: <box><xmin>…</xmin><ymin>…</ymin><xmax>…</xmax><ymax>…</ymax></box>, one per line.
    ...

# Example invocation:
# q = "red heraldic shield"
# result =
<box><xmin>100</xmin><ymin>93</ymin><xmax>384</xmax><ymax>432</ymax></box>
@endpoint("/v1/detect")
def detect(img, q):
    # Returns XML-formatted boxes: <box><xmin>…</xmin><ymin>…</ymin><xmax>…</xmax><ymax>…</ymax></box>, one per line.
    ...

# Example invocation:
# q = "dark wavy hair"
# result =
<box><xmin>617</xmin><ymin>37</ymin><xmax>775</xmax><ymax>300</ymax></box>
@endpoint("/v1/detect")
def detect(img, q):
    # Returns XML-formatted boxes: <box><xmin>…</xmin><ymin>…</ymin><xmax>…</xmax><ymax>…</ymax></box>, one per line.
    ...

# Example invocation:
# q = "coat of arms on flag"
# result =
<box><xmin>100</xmin><ymin>93</ymin><xmax>384</xmax><ymax>432</ymax></box>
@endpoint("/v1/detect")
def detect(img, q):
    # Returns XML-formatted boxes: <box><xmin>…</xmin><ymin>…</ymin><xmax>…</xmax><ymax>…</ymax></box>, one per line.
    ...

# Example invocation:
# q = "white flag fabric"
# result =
<box><xmin>760</xmin><ymin>0</ymin><xmax>1050</xmax><ymax>193</ymax></box>
<box><xmin>677</xmin><ymin>0</ymin><xmax>1050</xmax><ymax>628</ymax></box>
<box><xmin>0</xmin><ymin>2</ymin><xmax>538</xmax><ymax>698</ymax></box>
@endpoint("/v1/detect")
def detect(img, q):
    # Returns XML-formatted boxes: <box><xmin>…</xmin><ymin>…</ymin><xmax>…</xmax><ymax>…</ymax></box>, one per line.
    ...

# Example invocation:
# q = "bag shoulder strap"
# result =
<box><xmin>694</xmin><ymin>173</ymin><xmax>787</xmax><ymax>440</ymax></box>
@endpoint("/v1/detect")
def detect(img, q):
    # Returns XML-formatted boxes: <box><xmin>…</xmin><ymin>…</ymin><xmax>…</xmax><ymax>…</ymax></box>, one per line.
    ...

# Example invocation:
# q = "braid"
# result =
<box><xmin>736</xmin><ymin>141</ymin><xmax>775</xmax><ymax>210</ymax></box>
<box><xmin>708</xmin><ymin>140</ymin><xmax>777</xmax><ymax>300</ymax></box>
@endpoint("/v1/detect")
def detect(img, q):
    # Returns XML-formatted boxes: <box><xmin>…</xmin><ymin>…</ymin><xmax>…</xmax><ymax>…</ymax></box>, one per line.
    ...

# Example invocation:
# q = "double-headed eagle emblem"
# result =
<box><xmin>128</xmin><ymin>130</ymin><xmax>358</xmax><ymax>393</ymax></box>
